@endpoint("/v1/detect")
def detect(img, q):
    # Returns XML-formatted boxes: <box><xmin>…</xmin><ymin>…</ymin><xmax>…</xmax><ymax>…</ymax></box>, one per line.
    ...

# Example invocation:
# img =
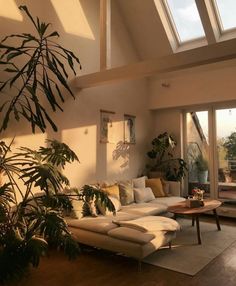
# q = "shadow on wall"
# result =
<box><xmin>0</xmin><ymin>0</ymin><xmax>149</xmax><ymax>186</ymax></box>
<box><xmin>113</xmin><ymin>141</ymin><xmax>130</xmax><ymax>168</ymax></box>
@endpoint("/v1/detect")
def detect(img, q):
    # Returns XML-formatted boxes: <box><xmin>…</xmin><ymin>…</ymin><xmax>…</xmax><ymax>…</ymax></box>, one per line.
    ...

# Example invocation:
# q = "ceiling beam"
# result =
<box><xmin>75</xmin><ymin>38</ymin><xmax>236</xmax><ymax>89</ymax></box>
<box><xmin>100</xmin><ymin>0</ymin><xmax>111</xmax><ymax>70</ymax></box>
<box><xmin>196</xmin><ymin>0</ymin><xmax>217</xmax><ymax>44</ymax></box>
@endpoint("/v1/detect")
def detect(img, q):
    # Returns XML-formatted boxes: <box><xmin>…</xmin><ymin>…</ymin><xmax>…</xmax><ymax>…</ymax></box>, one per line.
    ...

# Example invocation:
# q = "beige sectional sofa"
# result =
<box><xmin>66</xmin><ymin>179</ymin><xmax>184</xmax><ymax>261</ymax></box>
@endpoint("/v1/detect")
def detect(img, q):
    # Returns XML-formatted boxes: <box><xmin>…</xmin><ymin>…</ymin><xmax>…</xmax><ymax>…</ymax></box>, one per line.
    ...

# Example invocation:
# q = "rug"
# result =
<box><xmin>143</xmin><ymin>219</ymin><xmax>236</xmax><ymax>276</ymax></box>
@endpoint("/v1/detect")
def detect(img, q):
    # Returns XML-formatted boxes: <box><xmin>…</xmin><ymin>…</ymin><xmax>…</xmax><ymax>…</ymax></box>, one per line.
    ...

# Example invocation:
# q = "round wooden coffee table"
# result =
<box><xmin>168</xmin><ymin>199</ymin><xmax>222</xmax><ymax>244</ymax></box>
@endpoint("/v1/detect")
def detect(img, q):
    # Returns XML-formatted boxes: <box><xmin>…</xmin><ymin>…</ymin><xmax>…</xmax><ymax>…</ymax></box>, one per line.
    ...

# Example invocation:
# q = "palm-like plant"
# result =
<box><xmin>0</xmin><ymin>7</ymin><xmax>115</xmax><ymax>283</ymax></box>
<box><xmin>0</xmin><ymin>5</ymin><xmax>81</xmax><ymax>133</ymax></box>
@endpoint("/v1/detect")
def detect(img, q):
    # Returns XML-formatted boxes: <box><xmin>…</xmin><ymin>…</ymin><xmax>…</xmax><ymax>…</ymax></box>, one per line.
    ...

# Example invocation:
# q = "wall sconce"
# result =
<box><xmin>161</xmin><ymin>82</ymin><xmax>170</xmax><ymax>88</ymax></box>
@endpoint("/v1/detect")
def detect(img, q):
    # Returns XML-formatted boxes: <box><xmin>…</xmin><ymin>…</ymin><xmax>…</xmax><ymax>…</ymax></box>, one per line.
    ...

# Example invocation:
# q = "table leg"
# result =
<box><xmin>213</xmin><ymin>209</ymin><xmax>221</xmax><ymax>231</ymax></box>
<box><xmin>192</xmin><ymin>216</ymin><xmax>195</xmax><ymax>226</ymax></box>
<box><xmin>195</xmin><ymin>215</ymin><xmax>201</xmax><ymax>245</ymax></box>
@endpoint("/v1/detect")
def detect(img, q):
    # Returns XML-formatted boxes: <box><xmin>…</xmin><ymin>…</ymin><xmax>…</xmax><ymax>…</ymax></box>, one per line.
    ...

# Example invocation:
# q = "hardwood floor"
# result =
<box><xmin>8</xmin><ymin>216</ymin><xmax>236</xmax><ymax>286</ymax></box>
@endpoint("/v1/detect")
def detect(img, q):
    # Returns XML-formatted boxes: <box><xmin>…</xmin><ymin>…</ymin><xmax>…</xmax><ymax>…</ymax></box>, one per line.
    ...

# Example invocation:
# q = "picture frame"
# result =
<box><xmin>100</xmin><ymin>109</ymin><xmax>115</xmax><ymax>143</ymax></box>
<box><xmin>124</xmin><ymin>114</ymin><xmax>136</xmax><ymax>144</ymax></box>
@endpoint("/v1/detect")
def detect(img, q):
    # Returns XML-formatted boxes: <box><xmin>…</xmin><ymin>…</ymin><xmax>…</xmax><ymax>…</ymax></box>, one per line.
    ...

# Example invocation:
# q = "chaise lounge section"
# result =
<box><xmin>66</xmin><ymin>177</ymin><xmax>184</xmax><ymax>260</ymax></box>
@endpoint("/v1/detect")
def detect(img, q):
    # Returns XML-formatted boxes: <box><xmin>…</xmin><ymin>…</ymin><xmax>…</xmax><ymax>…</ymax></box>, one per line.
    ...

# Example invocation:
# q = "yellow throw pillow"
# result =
<box><xmin>101</xmin><ymin>184</ymin><xmax>120</xmax><ymax>200</ymax></box>
<box><xmin>145</xmin><ymin>178</ymin><xmax>167</xmax><ymax>197</ymax></box>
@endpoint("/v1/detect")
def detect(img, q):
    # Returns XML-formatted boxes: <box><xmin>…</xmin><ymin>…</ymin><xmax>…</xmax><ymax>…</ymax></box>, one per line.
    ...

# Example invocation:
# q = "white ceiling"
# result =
<box><xmin>117</xmin><ymin>0</ymin><xmax>173</xmax><ymax>60</ymax></box>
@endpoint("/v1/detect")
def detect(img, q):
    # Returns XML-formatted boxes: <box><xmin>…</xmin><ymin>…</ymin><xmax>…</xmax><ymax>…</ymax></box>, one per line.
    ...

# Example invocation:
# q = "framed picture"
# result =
<box><xmin>124</xmin><ymin>114</ymin><xmax>136</xmax><ymax>144</ymax></box>
<box><xmin>100</xmin><ymin>110</ymin><xmax>115</xmax><ymax>143</ymax></box>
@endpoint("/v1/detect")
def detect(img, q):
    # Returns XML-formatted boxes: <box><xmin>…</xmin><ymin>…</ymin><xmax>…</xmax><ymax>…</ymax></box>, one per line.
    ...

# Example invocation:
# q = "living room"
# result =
<box><xmin>0</xmin><ymin>0</ymin><xmax>236</xmax><ymax>285</ymax></box>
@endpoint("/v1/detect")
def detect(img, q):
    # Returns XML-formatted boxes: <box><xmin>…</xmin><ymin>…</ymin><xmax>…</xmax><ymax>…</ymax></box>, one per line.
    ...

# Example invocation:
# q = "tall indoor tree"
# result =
<box><xmin>0</xmin><ymin>6</ymin><xmax>114</xmax><ymax>283</ymax></box>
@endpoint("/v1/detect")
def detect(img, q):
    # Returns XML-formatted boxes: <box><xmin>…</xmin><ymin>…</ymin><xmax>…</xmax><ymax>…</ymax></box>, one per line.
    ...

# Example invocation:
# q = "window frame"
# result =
<box><xmin>161</xmin><ymin>0</ymin><xmax>206</xmax><ymax>46</ymax></box>
<box><xmin>212</xmin><ymin>0</ymin><xmax>236</xmax><ymax>36</ymax></box>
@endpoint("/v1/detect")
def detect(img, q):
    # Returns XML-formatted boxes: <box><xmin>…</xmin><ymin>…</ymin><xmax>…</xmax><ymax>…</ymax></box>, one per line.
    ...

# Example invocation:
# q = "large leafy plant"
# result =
<box><xmin>147</xmin><ymin>132</ymin><xmax>188</xmax><ymax>181</ymax></box>
<box><xmin>0</xmin><ymin>5</ymin><xmax>81</xmax><ymax>133</ymax></box>
<box><xmin>0</xmin><ymin>6</ymin><xmax>115</xmax><ymax>284</ymax></box>
<box><xmin>0</xmin><ymin>139</ymin><xmax>115</xmax><ymax>283</ymax></box>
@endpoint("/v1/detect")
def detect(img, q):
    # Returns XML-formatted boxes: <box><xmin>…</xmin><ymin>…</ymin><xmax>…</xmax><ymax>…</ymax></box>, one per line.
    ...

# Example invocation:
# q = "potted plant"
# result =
<box><xmin>195</xmin><ymin>154</ymin><xmax>208</xmax><ymax>183</ymax></box>
<box><xmin>147</xmin><ymin>132</ymin><xmax>188</xmax><ymax>181</ymax></box>
<box><xmin>0</xmin><ymin>6</ymin><xmax>114</xmax><ymax>283</ymax></box>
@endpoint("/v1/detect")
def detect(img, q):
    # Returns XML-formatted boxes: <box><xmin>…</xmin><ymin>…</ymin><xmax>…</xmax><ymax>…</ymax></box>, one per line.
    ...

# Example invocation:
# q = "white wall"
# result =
<box><xmin>0</xmin><ymin>0</ymin><xmax>152</xmax><ymax>188</ymax></box>
<box><xmin>149</xmin><ymin>64</ymin><xmax>236</xmax><ymax>110</ymax></box>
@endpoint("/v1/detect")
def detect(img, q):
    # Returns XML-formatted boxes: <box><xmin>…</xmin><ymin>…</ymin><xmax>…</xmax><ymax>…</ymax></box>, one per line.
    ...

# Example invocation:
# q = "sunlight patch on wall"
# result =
<box><xmin>0</xmin><ymin>0</ymin><xmax>23</xmax><ymax>21</ymax></box>
<box><xmin>50</xmin><ymin>0</ymin><xmax>95</xmax><ymax>40</ymax></box>
<box><xmin>62</xmin><ymin>126</ymin><xmax>97</xmax><ymax>186</ymax></box>
<box><xmin>2</xmin><ymin>133</ymin><xmax>47</xmax><ymax>152</ymax></box>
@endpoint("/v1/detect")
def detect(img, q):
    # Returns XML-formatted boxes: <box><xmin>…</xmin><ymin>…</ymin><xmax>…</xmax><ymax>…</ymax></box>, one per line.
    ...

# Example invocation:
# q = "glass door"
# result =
<box><xmin>216</xmin><ymin>108</ymin><xmax>236</xmax><ymax>201</ymax></box>
<box><xmin>185</xmin><ymin>111</ymin><xmax>210</xmax><ymax>197</ymax></box>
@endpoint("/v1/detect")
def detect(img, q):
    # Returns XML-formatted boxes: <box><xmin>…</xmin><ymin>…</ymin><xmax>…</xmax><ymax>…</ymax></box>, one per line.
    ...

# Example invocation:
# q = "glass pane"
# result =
<box><xmin>215</xmin><ymin>0</ymin><xmax>236</xmax><ymax>31</ymax></box>
<box><xmin>186</xmin><ymin>111</ymin><xmax>210</xmax><ymax>198</ymax></box>
<box><xmin>166</xmin><ymin>0</ymin><xmax>205</xmax><ymax>42</ymax></box>
<box><xmin>216</xmin><ymin>108</ymin><xmax>236</xmax><ymax>200</ymax></box>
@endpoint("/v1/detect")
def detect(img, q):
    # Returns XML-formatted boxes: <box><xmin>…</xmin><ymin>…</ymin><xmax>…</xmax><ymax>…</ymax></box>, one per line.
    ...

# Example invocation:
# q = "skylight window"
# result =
<box><xmin>164</xmin><ymin>0</ymin><xmax>205</xmax><ymax>43</ymax></box>
<box><xmin>214</xmin><ymin>0</ymin><xmax>236</xmax><ymax>32</ymax></box>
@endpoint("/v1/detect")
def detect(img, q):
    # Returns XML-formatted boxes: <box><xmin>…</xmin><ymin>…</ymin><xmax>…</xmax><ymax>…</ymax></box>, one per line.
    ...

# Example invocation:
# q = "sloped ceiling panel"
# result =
<box><xmin>117</xmin><ymin>0</ymin><xmax>173</xmax><ymax>60</ymax></box>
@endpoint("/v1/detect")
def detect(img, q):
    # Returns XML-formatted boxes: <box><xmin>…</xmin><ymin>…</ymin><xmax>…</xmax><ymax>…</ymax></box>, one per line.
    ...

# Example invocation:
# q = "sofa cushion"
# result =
<box><xmin>66</xmin><ymin>212</ymin><xmax>140</xmax><ymax>234</ymax></box>
<box><xmin>145</xmin><ymin>178</ymin><xmax>167</xmax><ymax>197</ymax></box>
<box><xmin>66</xmin><ymin>217</ymin><xmax>117</xmax><ymax>234</ymax></box>
<box><xmin>150</xmin><ymin>196</ymin><xmax>185</xmax><ymax>207</ymax></box>
<box><xmin>121</xmin><ymin>203</ymin><xmax>167</xmax><ymax>216</ymax></box>
<box><xmin>108</xmin><ymin>227</ymin><xmax>155</xmax><ymax>245</ymax></box>
<box><xmin>132</xmin><ymin>176</ymin><xmax>146</xmax><ymax>188</ymax></box>
<box><xmin>134</xmin><ymin>187</ymin><xmax>155</xmax><ymax>203</ymax></box>
<box><xmin>101</xmin><ymin>184</ymin><xmax>120</xmax><ymax>200</ymax></box>
<box><xmin>97</xmin><ymin>196</ymin><xmax>121</xmax><ymax>216</ymax></box>
<box><xmin>118</xmin><ymin>181</ymin><xmax>134</xmax><ymax>205</ymax></box>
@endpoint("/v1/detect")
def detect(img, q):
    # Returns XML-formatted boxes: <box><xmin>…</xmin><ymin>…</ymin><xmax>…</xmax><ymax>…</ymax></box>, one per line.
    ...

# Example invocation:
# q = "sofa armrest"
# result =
<box><xmin>166</xmin><ymin>181</ymin><xmax>181</xmax><ymax>197</ymax></box>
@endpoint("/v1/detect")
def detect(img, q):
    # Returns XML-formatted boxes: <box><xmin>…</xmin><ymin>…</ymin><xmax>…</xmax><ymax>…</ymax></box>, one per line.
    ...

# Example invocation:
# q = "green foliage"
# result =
<box><xmin>147</xmin><ymin>132</ymin><xmax>188</xmax><ymax>181</ymax></box>
<box><xmin>223</xmin><ymin>131</ymin><xmax>236</xmax><ymax>160</ymax></box>
<box><xmin>0</xmin><ymin>5</ymin><xmax>81</xmax><ymax>133</ymax></box>
<box><xmin>195</xmin><ymin>154</ymin><xmax>208</xmax><ymax>171</ymax></box>
<box><xmin>0</xmin><ymin>139</ymin><xmax>79</xmax><ymax>283</ymax></box>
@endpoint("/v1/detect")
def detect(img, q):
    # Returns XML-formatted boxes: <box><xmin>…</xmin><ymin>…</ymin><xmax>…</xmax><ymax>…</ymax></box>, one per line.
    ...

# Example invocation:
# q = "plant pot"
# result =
<box><xmin>198</xmin><ymin>170</ymin><xmax>208</xmax><ymax>184</ymax></box>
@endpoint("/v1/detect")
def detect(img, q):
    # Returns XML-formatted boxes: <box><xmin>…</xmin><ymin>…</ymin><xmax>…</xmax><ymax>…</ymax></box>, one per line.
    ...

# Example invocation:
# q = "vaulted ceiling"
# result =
<box><xmin>117</xmin><ymin>0</ymin><xmax>173</xmax><ymax>59</ymax></box>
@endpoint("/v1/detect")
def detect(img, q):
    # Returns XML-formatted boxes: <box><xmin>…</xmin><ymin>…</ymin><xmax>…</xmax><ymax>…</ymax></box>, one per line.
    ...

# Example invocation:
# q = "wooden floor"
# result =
<box><xmin>8</xmin><ymin>216</ymin><xmax>236</xmax><ymax>286</ymax></box>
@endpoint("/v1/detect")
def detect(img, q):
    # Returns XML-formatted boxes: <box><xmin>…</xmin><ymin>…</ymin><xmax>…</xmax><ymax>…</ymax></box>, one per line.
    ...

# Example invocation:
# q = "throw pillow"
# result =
<box><xmin>82</xmin><ymin>199</ymin><xmax>98</xmax><ymax>217</ymax></box>
<box><xmin>133</xmin><ymin>187</ymin><xmax>155</xmax><ymax>203</ymax></box>
<box><xmin>132</xmin><ymin>176</ymin><xmax>147</xmax><ymax>188</ymax></box>
<box><xmin>145</xmin><ymin>178</ymin><xmax>167</xmax><ymax>197</ymax></box>
<box><xmin>70</xmin><ymin>198</ymin><xmax>84</xmax><ymax>219</ymax></box>
<box><xmin>161</xmin><ymin>179</ymin><xmax>170</xmax><ymax>195</ymax></box>
<box><xmin>118</xmin><ymin>181</ymin><xmax>134</xmax><ymax>205</ymax></box>
<box><xmin>97</xmin><ymin>196</ymin><xmax>121</xmax><ymax>216</ymax></box>
<box><xmin>101</xmin><ymin>184</ymin><xmax>120</xmax><ymax>200</ymax></box>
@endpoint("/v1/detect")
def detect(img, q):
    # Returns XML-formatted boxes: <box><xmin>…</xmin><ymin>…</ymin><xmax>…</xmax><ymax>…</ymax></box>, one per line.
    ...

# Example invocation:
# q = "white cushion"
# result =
<box><xmin>150</xmin><ymin>196</ymin><xmax>185</xmax><ymax>207</ymax></box>
<box><xmin>121</xmin><ymin>203</ymin><xmax>167</xmax><ymax>216</ymax></box>
<box><xmin>97</xmin><ymin>196</ymin><xmax>121</xmax><ymax>216</ymax></box>
<box><xmin>134</xmin><ymin>187</ymin><xmax>155</xmax><ymax>203</ymax></box>
<box><xmin>108</xmin><ymin>227</ymin><xmax>155</xmax><ymax>245</ymax></box>
<box><xmin>132</xmin><ymin>176</ymin><xmax>147</xmax><ymax>188</ymax></box>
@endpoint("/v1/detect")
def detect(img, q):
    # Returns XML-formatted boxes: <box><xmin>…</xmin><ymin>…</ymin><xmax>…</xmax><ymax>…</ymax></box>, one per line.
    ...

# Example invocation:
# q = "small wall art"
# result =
<box><xmin>100</xmin><ymin>109</ymin><xmax>115</xmax><ymax>143</ymax></box>
<box><xmin>124</xmin><ymin>114</ymin><xmax>136</xmax><ymax>144</ymax></box>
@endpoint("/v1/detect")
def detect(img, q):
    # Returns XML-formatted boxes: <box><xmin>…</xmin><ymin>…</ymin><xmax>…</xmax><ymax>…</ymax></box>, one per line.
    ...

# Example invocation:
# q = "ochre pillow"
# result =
<box><xmin>145</xmin><ymin>178</ymin><xmax>167</xmax><ymax>197</ymax></box>
<box><xmin>101</xmin><ymin>184</ymin><xmax>120</xmax><ymax>200</ymax></box>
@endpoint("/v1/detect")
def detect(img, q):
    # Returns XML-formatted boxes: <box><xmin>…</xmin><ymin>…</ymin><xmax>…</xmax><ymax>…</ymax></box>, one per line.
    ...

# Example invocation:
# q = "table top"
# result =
<box><xmin>168</xmin><ymin>199</ymin><xmax>222</xmax><ymax>215</ymax></box>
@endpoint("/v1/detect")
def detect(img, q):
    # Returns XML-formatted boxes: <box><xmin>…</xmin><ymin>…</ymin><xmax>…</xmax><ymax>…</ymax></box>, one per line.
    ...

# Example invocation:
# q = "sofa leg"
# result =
<box><xmin>138</xmin><ymin>260</ymin><xmax>142</xmax><ymax>272</ymax></box>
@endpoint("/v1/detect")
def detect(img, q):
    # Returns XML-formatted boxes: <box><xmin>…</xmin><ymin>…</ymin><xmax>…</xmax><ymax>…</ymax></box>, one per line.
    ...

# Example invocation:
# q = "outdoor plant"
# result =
<box><xmin>0</xmin><ymin>6</ymin><xmax>115</xmax><ymax>284</ymax></box>
<box><xmin>147</xmin><ymin>132</ymin><xmax>188</xmax><ymax>181</ymax></box>
<box><xmin>195</xmin><ymin>154</ymin><xmax>208</xmax><ymax>172</ymax></box>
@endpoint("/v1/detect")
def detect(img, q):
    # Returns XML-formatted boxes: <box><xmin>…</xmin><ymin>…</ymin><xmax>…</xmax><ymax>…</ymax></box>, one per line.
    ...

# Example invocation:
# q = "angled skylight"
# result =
<box><xmin>164</xmin><ymin>0</ymin><xmax>205</xmax><ymax>43</ymax></box>
<box><xmin>214</xmin><ymin>0</ymin><xmax>236</xmax><ymax>32</ymax></box>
